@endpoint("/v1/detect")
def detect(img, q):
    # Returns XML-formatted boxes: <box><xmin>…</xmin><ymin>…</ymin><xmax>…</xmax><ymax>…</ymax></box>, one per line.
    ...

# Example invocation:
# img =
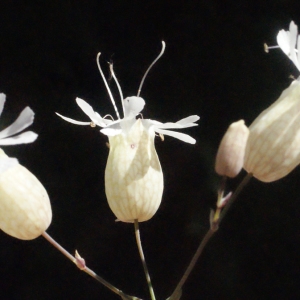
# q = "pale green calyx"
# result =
<box><xmin>245</xmin><ymin>21</ymin><xmax>300</xmax><ymax>182</ymax></box>
<box><xmin>57</xmin><ymin>42</ymin><xmax>199</xmax><ymax>222</ymax></box>
<box><xmin>244</xmin><ymin>80</ymin><xmax>300</xmax><ymax>182</ymax></box>
<box><xmin>215</xmin><ymin>120</ymin><xmax>249</xmax><ymax>178</ymax></box>
<box><xmin>0</xmin><ymin>96</ymin><xmax>51</xmax><ymax>239</ymax></box>
<box><xmin>105</xmin><ymin>119</ymin><xmax>163</xmax><ymax>222</ymax></box>
<box><xmin>0</xmin><ymin>149</ymin><xmax>52</xmax><ymax>239</ymax></box>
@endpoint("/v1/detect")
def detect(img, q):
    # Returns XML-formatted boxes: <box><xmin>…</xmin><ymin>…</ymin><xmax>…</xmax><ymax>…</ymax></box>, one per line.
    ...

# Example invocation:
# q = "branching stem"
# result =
<box><xmin>42</xmin><ymin>232</ymin><xmax>140</xmax><ymax>300</ymax></box>
<box><xmin>169</xmin><ymin>173</ymin><xmax>253</xmax><ymax>299</ymax></box>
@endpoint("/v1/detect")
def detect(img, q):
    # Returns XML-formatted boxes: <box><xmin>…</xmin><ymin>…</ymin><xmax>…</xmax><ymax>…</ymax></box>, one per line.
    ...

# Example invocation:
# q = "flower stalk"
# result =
<box><xmin>134</xmin><ymin>219</ymin><xmax>156</xmax><ymax>300</ymax></box>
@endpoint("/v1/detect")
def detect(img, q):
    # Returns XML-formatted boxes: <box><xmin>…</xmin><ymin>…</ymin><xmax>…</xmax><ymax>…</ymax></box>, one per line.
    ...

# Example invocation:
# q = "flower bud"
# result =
<box><xmin>244</xmin><ymin>80</ymin><xmax>300</xmax><ymax>182</ymax></box>
<box><xmin>215</xmin><ymin>120</ymin><xmax>249</xmax><ymax>178</ymax></box>
<box><xmin>105</xmin><ymin>119</ymin><xmax>164</xmax><ymax>222</ymax></box>
<box><xmin>0</xmin><ymin>149</ymin><xmax>52</xmax><ymax>240</ymax></box>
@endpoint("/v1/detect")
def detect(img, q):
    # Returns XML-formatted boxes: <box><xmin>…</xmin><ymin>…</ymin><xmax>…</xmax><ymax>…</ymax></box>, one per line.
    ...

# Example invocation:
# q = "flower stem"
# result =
<box><xmin>169</xmin><ymin>172</ymin><xmax>253</xmax><ymax>299</ymax></box>
<box><xmin>134</xmin><ymin>219</ymin><xmax>156</xmax><ymax>300</ymax></box>
<box><xmin>42</xmin><ymin>231</ymin><xmax>140</xmax><ymax>300</ymax></box>
<box><xmin>169</xmin><ymin>228</ymin><xmax>215</xmax><ymax>299</ymax></box>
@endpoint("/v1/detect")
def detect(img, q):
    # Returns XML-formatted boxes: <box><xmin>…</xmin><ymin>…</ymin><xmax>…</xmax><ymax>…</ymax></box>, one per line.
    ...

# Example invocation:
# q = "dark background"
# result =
<box><xmin>0</xmin><ymin>1</ymin><xmax>300</xmax><ymax>299</ymax></box>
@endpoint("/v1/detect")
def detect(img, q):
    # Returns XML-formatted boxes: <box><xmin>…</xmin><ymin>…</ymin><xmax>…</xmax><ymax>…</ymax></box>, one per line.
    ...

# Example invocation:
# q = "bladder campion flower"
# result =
<box><xmin>215</xmin><ymin>120</ymin><xmax>249</xmax><ymax>178</ymax></box>
<box><xmin>0</xmin><ymin>93</ymin><xmax>52</xmax><ymax>239</ymax></box>
<box><xmin>244</xmin><ymin>21</ymin><xmax>300</xmax><ymax>182</ymax></box>
<box><xmin>57</xmin><ymin>42</ymin><xmax>199</xmax><ymax>222</ymax></box>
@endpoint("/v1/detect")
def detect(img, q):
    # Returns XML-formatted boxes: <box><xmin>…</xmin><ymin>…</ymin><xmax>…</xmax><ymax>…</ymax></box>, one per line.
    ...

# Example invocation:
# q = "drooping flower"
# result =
<box><xmin>0</xmin><ymin>94</ymin><xmax>52</xmax><ymax>239</ymax></box>
<box><xmin>57</xmin><ymin>42</ymin><xmax>199</xmax><ymax>222</ymax></box>
<box><xmin>244</xmin><ymin>21</ymin><xmax>300</xmax><ymax>182</ymax></box>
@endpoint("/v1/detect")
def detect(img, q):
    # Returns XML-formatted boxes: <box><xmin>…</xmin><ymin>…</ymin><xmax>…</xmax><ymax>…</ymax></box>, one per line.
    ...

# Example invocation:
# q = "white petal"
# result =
<box><xmin>298</xmin><ymin>33</ymin><xmax>300</xmax><ymax>68</ymax></box>
<box><xmin>55</xmin><ymin>113</ymin><xmax>91</xmax><ymax>125</ymax></box>
<box><xmin>154</xmin><ymin>128</ymin><xmax>196</xmax><ymax>144</ymax></box>
<box><xmin>161</xmin><ymin>122</ymin><xmax>198</xmax><ymax>129</ymax></box>
<box><xmin>100</xmin><ymin>127</ymin><xmax>122</xmax><ymax>136</ymax></box>
<box><xmin>0</xmin><ymin>131</ymin><xmax>38</xmax><ymax>145</ymax></box>
<box><xmin>123</xmin><ymin>96</ymin><xmax>145</xmax><ymax>118</ymax></box>
<box><xmin>154</xmin><ymin>122</ymin><xmax>190</xmax><ymax>129</ymax></box>
<box><xmin>277</xmin><ymin>29</ymin><xmax>290</xmax><ymax>55</ymax></box>
<box><xmin>277</xmin><ymin>21</ymin><xmax>300</xmax><ymax>70</ymax></box>
<box><xmin>95</xmin><ymin>112</ymin><xmax>113</xmax><ymax>126</ymax></box>
<box><xmin>0</xmin><ymin>157</ymin><xmax>18</xmax><ymax>174</ymax></box>
<box><xmin>176</xmin><ymin>115</ymin><xmax>200</xmax><ymax>125</ymax></box>
<box><xmin>289</xmin><ymin>21</ymin><xmax>299</xmax><ymax>69</ymax></box>
<box><xmin>142</xmin><ymin>119</ymin><xmax>161</xmax><ymax>127</ymax></box>
<box><xmin>0</xmin><ymin>107</ymin><xmax>34</xmax><ymax>139</ymax></box>
<box><xmin>76</xmin><ymin>98</ymin><xmax>110</xmax><ymax>127</ymax></box>
<box><xmin>289</xmin><ymin>21</ymin><xmax>298</xmax><ymax>50</ymax></box>
<box><xmin>76</xmin><ymin>98</ymin><xmax>97</xmax><ymax>119</ymax></box>
<box><xmin>0</xmin><ymin>93</ymin><xmax>6</xmax><ymax>117</ymax></box>
<box><xmin>152</xmin><ymin>118</ymin><xmax>199</xmax><ymax>130</ymax></box>
<box><xmin>143</xmin><ymin>116</ymin><xmax>199</xmax><ymax>130</ymax></box>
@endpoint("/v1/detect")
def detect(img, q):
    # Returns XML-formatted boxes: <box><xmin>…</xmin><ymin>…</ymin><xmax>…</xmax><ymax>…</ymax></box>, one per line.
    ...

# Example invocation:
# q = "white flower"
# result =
<box><xmin>0</xmin><ymin>94</ymin><xmax>52</xmax><ymax>239</ymax></box>
<box><xmin>276</xmin><ymin>21</ymin><xmax>300</xmax><ymax>70</ymax></box>
<box><xmin>57</xmin><ymin>43</ymin><xmax>199</xmax><ymax>222</ymax></box>
<box><xmin>244</xmin><ymin>22</ymin><xmax>300</xmax><ymax>182</ymax></box>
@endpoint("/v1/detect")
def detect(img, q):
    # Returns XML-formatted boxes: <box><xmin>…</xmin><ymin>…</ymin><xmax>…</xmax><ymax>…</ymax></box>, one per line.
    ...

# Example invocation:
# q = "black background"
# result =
<box><xmin>0</xmin><ymin>1</ymin><xmax>300</xmax><ymax>299</ymax></box>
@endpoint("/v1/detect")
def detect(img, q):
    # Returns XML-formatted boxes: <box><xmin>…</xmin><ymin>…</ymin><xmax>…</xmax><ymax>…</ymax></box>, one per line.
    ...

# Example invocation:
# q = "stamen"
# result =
<box><xmin>103</xmin><ymin>114</ymin><xmax>114</xmax><ymax>121</ymax></box>
<box><xmin>96</xmin><ymin>53</ymin><xmax>120</xmax><ymax>120</ymax></box>
<box><xmin>137</xmin><ymin>41</ymin><xmax>166</xmax><ymax>97</ymax></box>
<box><xmin>109</xmin><ymin>63</ymin><xmax>125</xmax><ymax>117</ymax></box>
<box><xmin>264</xmin><ymin>43</ymin><xmax>280</xmax><ymax>53</ymax></box>
<box><xmin>154</xmin><ymin>132</ymin><xmax>165</xmax><ymax>141</ymax></box>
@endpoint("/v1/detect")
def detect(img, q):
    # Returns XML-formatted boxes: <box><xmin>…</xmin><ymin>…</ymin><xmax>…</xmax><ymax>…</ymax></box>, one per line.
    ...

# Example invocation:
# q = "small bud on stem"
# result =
<box><xmin>215</xmin><ymin>120</ymin><xmax>249</xmax><ymax>178</ymax></box>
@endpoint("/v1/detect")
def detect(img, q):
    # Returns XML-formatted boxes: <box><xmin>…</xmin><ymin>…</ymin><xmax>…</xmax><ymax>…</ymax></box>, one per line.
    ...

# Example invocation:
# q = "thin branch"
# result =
<box><xmin>169</xmin><ymin>228</ymin><xmax>215</xmax><ymax>299</ymax></box>
<box><xmin>168</xmin><ymin>172</ymin><xmax>253</xmax><ymax>299</ymax></box>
